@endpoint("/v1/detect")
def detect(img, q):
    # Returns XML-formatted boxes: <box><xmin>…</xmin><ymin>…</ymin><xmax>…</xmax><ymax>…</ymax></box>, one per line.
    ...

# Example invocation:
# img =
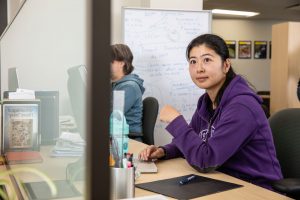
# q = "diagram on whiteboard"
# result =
<box><xmin>123</xmin><ymin>8</ymin><xmax>211</xmax><ymax>145</ymax></box>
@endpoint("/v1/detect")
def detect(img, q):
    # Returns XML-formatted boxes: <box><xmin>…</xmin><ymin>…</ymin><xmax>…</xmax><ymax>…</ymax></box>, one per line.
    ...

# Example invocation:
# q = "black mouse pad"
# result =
<box><xmin>136</xmin><ymin>174</ymin><xmax>243</xmax><ymax>199</ymax></box>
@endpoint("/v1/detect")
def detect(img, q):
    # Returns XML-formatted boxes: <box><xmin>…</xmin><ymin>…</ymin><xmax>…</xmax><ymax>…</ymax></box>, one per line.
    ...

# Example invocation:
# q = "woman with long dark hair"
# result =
<box><xmin>139</xmin><ymin>34</ymin><xmax>282</xmax><ymax>190</ymax></box>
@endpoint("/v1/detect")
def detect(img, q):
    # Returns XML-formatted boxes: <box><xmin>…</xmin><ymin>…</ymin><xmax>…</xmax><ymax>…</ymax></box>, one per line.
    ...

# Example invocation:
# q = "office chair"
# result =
<box><xmin>269</xmin><ymin>108</ymin><xmax>300</xmax><ymax>199</ymax></box>
<box><xmin>66</xmin><ymin>65</ymin><xmax>87</xmax><ymax>181</ymax></box>
<box><xmin>67</xmin><ymin>65</ymin><xmax>87</xmax><ymax>139</ymax></box>
<box><xmin>142</xmin><ymin>97</ymin><xmax>159</xmax><ymax>145</ymax></box>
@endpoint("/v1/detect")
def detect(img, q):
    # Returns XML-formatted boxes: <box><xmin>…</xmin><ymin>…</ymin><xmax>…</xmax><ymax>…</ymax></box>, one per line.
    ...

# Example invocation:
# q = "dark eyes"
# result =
<box><xmin>203</xmin><ymin>58</ymin><xmax>211</xmax><ymax>63</ymax></box>
<box><xmin>189</xmin><ymin>57</ymin><xmax>212</xmax><ymax>65</ymax></box>
<box><xmin>189</xmin><ymin>60</ymin><xmax>197</xmax><ymax>64</ymax></box>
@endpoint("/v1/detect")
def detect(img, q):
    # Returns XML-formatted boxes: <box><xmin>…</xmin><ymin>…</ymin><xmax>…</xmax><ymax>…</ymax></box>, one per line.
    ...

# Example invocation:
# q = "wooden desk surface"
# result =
<box><xmin>129</xmin><ymin>140</ymin><xmax>291</xmax><ymax>200</ymax></box>
<box><xmin>7</xmin><ymin>146</ymin><xmax>83</xmax><ymax>200</ymax></box>
<box><xmin>3</xmin><ymin>140</ymin><xmax>292</xmax><ymax>200</ymax></box>
<box><xmin>0</xmin><ymin>164</ymin><xmax>17</xmax><ymax>199</ymax></box>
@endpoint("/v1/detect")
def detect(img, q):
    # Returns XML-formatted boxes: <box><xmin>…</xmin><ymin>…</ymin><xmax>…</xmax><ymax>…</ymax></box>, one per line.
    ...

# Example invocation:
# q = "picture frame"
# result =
<box><xmin>238</xmin><ymin>41</ymin><xmax>251</xmax><ymax>59</ymax></box>
<box><xmin>225</xmin><ymin>40</ymin><xmax>236</xmax><ymax>59</ymax></box>
<box><xmin>2</xmin><ymin>100</ymin><xmax>41</xmax><ymax>154</ymax></box>
<box><xmin>254</xmin><ymin>41</ymin><xmax>267</xmax><ymax>59</ymax></box>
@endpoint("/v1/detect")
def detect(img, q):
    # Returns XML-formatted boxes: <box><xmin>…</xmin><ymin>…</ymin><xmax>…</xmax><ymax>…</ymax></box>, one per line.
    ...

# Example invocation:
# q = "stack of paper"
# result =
<box><xmin>51</xmin><ymin>132</ymin><xmax>85</xmax><ymax>157</ymax></box>
<box><xmin>59</xmin><ymin>115</ymin><xmax>77</xmax><ymax>132</ymax></box>
<box><xmin>8</xmin><ymin>89</ymin><xmax>35</xmax><ymax>100</ymax></box>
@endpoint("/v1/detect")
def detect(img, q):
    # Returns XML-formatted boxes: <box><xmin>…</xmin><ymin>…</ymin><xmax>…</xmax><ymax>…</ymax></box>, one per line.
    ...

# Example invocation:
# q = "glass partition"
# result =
<box><xmin>0</xmin><ymin>0</ymin><xmax>88</xmax><ymax>199</ymax></box>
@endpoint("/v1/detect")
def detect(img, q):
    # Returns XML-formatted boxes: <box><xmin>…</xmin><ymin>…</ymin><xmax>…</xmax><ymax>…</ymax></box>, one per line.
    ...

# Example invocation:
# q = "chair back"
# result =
<box><xmin>142</xmin><ymin>97</ymin><xmax>159</xmax><ymax>145</ymax></box>
<box><xmin>67</xmin><ymin>65</ymin><xmax>87</xmax><ymax>139</ymax></box>
<box><xmin>269</xmin><ymin>108</ymin><xmax>300</xmax><ymax>178</ymax></box>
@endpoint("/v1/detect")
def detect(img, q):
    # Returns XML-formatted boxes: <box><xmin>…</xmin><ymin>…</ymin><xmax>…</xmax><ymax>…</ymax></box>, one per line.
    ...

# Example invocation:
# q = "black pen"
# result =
<box><xmin>179</xmin><ymin>175</ymin><xmax>196</xmax><ymax>185</ymax></box>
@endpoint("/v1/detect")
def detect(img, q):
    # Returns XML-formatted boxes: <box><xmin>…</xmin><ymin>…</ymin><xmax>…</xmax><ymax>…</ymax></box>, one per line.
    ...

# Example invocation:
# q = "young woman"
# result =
<box><xmin>139</xmin><ymin>34</ymin><xmax>282</xmax><ymax>190</ymax></box>
<box><xmin>111</xmin><ymin>44</ymin><xmax>145</xmax><ymax>141</ymax></box>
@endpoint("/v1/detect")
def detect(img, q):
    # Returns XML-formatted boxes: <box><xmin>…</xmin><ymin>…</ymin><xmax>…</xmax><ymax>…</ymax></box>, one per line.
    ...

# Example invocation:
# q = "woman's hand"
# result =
<box><xmin>138</xmin><ymin>145</ymin><xmax>165</xmax><ymax>161</ymax></box>
<box><xmin>159</xmin><ymin>105</ymin><xmax>181</xmax><ymax>123</ymax></box>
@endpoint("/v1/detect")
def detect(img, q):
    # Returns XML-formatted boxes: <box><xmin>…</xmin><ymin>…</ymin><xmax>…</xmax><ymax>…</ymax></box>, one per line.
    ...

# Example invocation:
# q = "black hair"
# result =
<box><xmin>111</xmin><ymin>44</ymin><xmax>134</xmax><ymax>75</ymax></box>
<box><xmin>186</xmin><ymin>34</ymin><xmax>236</xmax><ymax>107</ymax></box>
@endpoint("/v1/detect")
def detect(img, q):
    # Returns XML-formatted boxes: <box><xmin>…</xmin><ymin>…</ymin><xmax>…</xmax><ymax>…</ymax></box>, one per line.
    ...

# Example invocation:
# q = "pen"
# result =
<box><xmin>179</xmin><ymin>175</ymin><xmax>196</xmax><ymax>185</ymax></box>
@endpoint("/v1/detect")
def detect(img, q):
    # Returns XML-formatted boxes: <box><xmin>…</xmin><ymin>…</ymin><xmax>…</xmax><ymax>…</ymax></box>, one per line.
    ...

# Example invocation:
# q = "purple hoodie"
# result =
<box><xmin>163</xmin><ymin>75</ymin><xmax>283</xmax><ymax>190</ymax></box>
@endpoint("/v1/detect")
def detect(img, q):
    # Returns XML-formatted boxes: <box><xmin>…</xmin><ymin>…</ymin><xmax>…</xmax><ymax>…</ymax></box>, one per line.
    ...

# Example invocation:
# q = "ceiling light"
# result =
<box><xmin>212</xmin><ymin>9</ymin><xmax>259</xmax><ymax>17</ymax></box>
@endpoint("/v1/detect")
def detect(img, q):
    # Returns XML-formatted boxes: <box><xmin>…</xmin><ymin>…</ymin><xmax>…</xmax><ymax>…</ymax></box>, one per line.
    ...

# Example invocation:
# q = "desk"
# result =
<box><xmin>0</xmin><ymin>164</ymin><xmax>16</xmax><ymax>199</ymax></box>
<box><xmin>6</xmin><ymin>146</ymin><xmax>83</xmax><ymax>200</ymax></box>
<box><xmin>2</xmin><ymin>140</ymin><xmax>292</xmax><ymax>200</ymax></box>
<box><xmin>129</xmin><ymin>140</ymin><xmax>291</xmax><ymax>200</ymax></box>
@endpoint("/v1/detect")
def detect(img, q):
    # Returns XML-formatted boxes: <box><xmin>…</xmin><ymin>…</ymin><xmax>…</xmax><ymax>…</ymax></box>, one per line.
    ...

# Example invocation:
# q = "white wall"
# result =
<box><xmin>7</xmin><ymin>0</ymin><xmax>23</xmax><ymax>23</ymax></box>
<box><xmin>111</xmin><ymin>0</ymin><xmax>147</xmax><ymax>43</ymax></box>
<box><xmin>1</xmin><ymin>0</ymin><xmax>87</xmax><ymax>115</ymax></box>
<box><xmin>213</xmin><ymin>19</ymin><xmax>283</xmax><ymax>91</ymax></box>
<box><xmin>149</xmin><ymin>0</ymin><xmax>202</xmax><ymax>10</ymax></box>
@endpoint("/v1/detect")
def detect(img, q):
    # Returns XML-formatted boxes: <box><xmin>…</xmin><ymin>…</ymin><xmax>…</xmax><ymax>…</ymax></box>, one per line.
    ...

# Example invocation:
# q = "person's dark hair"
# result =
<box><xmin>111</xmin><ymin>44</ymin><xmax>134</xmax><ymax>75</ymax></box>
<box><xmin>186</xmin><ymin>34</ymin><xmax>236</xmax><ymax>107</ymax></box>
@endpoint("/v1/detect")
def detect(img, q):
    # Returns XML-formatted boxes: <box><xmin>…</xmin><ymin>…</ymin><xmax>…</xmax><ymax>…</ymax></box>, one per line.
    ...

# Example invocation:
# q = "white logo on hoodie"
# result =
<box><xmin>199</xmin><ymin>126</ymin><xmax>215</xmax><ymax>142</ymax></box>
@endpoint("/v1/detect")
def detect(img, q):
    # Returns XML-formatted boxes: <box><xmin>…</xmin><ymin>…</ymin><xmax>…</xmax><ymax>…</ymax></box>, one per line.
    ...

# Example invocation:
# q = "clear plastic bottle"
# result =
<box><xmin>110</xmin><ymin>110</ymin><xmax>129</xmax><ymax>164</ymax></box>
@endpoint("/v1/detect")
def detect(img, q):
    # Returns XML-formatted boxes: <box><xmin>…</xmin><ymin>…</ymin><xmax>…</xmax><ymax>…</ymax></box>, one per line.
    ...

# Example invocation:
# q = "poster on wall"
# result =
<box><xmin>225</xmin><ymin>40</ymin><xmax>236</xmax><ymax>59</ymax></box>
<box><xmin>269</xmin><ymin>41</ymin><xmax>272</xmax><ymax>59</ymax></box>
<box><xmin>254</xmin><ymin>41</ymin><xmax>267</xmax><ymax>59</ymax></box>
<box><xmin>238</xmin><ymin>41</ymin><xmax>251</xmax><ymax>59</ymax></box>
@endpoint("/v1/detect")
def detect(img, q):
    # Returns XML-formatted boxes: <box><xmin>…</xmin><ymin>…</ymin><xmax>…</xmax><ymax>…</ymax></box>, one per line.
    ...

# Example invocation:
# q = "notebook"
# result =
<box><xmin>5</xmin><ymin>151</ymin><xmax>43</xmax><ymax>165</ymax></box>
<box><xmin>133</xmin><ymin>155</ymin><xmax>158</xmax><ymax>173</ymax></box>
<box><xmin>136</xmin><ymin>174</ymin><xmax>243</xmax><ymax>199</ymax></box>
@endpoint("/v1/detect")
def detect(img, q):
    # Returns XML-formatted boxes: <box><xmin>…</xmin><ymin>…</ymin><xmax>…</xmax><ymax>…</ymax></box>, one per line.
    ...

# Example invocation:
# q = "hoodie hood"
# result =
<box><xmin>113</xmin><ymin>74</ymin><xmax>145</xmax><ymax>94</ymax></box>
<box><xmin>218</xmin><ymin>75</ymin><xmax>262</xmax><ymax>108</ymax></box>
<box><xmin>197</xmin><ymin>75</ymin><xmax>262</xmax><ymax>121</ymax></box>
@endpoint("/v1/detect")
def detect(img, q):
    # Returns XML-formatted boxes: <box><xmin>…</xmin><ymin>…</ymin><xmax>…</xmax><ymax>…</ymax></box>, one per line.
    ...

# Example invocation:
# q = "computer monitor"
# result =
<box><xmin>35</xmin><ymin>91</ymin><xmax>59</xmax><ymax>145</ymax></box>
<box><xmin>67</xmin><ymin>65</ymin><xmax>87</xmax><ymax>139</ymax></box>
<box><xmin>8</xmin><ymin>67</ymin><xmax>20</xmax><ymax>91</ymax></box>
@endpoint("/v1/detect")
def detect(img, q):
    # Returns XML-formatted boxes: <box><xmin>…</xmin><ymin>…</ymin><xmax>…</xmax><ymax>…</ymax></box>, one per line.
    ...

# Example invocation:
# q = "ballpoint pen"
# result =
<box><xmin>179</xmin><ymin>175</ymin><xmax>196</xmax><ymax>185</ymax></box>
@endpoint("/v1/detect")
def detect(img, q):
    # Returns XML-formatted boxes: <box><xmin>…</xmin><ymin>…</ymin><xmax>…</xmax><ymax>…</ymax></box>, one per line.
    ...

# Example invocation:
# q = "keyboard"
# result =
<box><xmin>133</xmin><ymin>155</ymin><xmax>158</xmax><ymax>173</ymax></box>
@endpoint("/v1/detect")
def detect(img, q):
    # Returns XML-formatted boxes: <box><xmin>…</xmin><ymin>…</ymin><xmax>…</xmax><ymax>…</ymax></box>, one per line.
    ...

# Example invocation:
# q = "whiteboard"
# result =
<box><xmin>123</xmin><ymin>7</ymin><xmax>211</xmax><ymax>145</ymax></box>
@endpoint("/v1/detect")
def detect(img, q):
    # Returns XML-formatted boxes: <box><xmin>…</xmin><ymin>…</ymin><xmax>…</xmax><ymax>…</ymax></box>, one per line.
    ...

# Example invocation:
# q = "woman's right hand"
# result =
<box><xmin>138</xmin><ymin>145</ymin><xmax>165</xmax><ymax>161</ymax></box>
<box><xmin>159</xmin><ymin>105</ymin><xmax>180</xmax><ymax>123</ymax></box>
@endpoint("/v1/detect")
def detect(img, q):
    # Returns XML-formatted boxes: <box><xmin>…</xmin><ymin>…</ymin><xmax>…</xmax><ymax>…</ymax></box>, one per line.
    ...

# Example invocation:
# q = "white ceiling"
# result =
<box><xmin>203</xmin><ymin>0</ymin><xmax>300</xmax><ymax>21</ymax></box>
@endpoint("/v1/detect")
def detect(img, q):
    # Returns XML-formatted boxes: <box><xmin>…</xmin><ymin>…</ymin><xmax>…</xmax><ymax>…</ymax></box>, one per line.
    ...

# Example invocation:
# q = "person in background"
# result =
<box><xmin>111</xmin><ymin>44</ymin><xmax>145</xmax><ymax>142</ymax></box>
<box><xmin>139</xmin><ymin>34</ymin><xmax>282</xmax><ymax>190</ymax></box>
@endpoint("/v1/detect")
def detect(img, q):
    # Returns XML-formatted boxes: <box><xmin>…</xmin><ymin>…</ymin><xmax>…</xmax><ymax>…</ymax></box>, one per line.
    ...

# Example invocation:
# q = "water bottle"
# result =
<box><xmin>110</xmin><ymin>110</ymin><xmax>129</xmax><ymax>165</ymax></box>
<box><xmin>122</xmin><ymin>122</ymin><xmax>129</xmax><ymax>154</ymax></box>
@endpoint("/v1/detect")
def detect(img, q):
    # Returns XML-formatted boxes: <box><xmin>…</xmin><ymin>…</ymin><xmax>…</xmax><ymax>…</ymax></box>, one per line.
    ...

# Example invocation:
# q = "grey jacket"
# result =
<box><xmin>112</xmin><ymin>74</ymin><xmax>145</xmax><ymax>135</ymax></box>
